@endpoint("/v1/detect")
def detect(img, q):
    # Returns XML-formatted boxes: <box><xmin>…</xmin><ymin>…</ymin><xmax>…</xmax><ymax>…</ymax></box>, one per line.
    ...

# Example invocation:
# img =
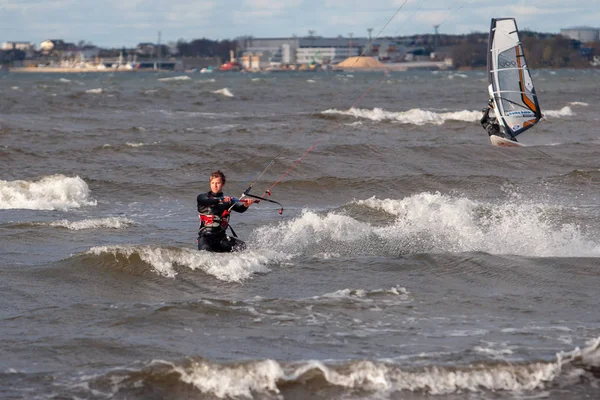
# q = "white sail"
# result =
<box><xmin>488</xmin><ymin>18</ymin><xmax>542</xmax><ymax>138</ymax></box>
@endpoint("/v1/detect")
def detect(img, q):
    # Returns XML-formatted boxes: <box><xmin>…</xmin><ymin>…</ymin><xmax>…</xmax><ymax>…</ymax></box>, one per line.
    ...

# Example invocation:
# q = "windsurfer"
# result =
<box><xmin>196</xmin><ymin>170</ymin><xmax>255</xmax><ymax>252</ymax></box>
<box><xmin>481</xmin><ymin>99</ymin><xmax>518</xmax><ymax>142</ymax></box>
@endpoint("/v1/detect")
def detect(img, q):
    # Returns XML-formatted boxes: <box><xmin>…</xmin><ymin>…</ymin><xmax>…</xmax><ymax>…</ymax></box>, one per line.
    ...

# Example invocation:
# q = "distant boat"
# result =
<box><xmin>487</xmin><ymin>17</ymin><xmax>542</xmax><ymax>147</ymax></box>
<box><xmin>200</xmin><ymin>66</ymin><xmax>213</xmax><ymax>73</ymax></box>
<box><xmin>219</xmin><ymin>61</ymin><xmax>240</xmax><ymax>71</ymax></box>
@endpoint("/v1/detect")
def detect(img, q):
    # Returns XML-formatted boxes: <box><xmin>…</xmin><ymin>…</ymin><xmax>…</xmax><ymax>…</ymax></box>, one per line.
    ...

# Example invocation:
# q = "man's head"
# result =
<box><xmin>210</xmin><ymin>170</ymin><xmax>226</xmax><ymax>194</ymax></box>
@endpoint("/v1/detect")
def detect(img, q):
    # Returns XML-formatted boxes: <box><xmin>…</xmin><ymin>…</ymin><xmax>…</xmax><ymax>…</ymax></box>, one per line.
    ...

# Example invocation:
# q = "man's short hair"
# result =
<box><xmin>210</xmin><ymin>170</ymin><xmax>226</xmax><ymax>184</ymax></box>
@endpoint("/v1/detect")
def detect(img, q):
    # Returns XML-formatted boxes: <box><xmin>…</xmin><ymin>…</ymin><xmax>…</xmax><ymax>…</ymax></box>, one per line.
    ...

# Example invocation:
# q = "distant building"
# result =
<box><xmin>560</xmin><ymin>27</ymin><xmax>600</xmax><ymax>43</ymax></box>
<box><xmin>79</xmin><ymin>45</ymin><xmax>100</xmax><ymax>60</ymax></box>
<box><xmin>237</xmin><ymin>36</ymin><xmax>410</xmax><ymax>68</ymax></box>
<box><xmin>1</xmin><ymin>41</ymin><xmax>34</xmax><ymax>51</ymax></box>
<box><xmin>40</xmin><ymin>39</ymin><xmax>76</xmax><ymax>54</ymax></box>
<box><xmin>136</xmin><ymin>42</ymin><xmax>157</xmax><ymax>56</ymax></box>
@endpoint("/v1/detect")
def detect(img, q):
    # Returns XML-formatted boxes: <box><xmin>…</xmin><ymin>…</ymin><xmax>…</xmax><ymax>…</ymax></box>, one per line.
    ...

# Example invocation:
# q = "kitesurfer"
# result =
<box><xmin>197</xmin><ymin>170</ymin><xmax>255</xmax><ymax>252</ymax></box>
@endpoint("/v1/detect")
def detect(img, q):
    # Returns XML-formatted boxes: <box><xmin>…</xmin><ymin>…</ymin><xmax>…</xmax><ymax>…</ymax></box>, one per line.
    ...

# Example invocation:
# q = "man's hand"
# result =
<box><xmin>241</xmin><ymin>199</ymin><xmax>255</xmax><ymax>207</ymax></box>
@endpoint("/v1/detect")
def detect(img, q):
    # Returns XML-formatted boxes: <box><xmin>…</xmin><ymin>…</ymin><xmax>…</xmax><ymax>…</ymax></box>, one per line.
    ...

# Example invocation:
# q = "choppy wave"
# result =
<box><xmin>45</xmin><ymin>217</ymin><xmax>133</xmax><ymax>230</ymax></box>
<box><xmin>312</xmin><ymin>286</ymin><xmax>410</xmax><ymax>302</ymax></box>
<box><xmin>211</xmin><ymin>88</ymin><xmax>233</xmax><ymax>97</ymax></box>
<box><xmin>0</xmin><ymin>174</ymin><xmax>96</xmax><ymax>210</ymax></box>
<box><xmin>543</xmin><ymin>101</ymin><xmax>589</xmax><ymax>118</ymax></box>
<box><xmin>212</xmin><ymin>88</ymin><xmax>234</xmax><ymax>97</ymax></box>
<box><xmin>322</xmin><ymin>107</ymin><xmax>480</xmax><ymax>125</ymax></box>
<box><xmin>60</xmin><ymin>337</ymin><xmax>600</xmax><ymax>398</ymax></box>
<box><xmin>125</xmin><ymin>141</ymin><xmax>159</xmax><ymax>148</ymax></box>
<box><xmin>544</xmin><ymin>106</ymin><xmax>574</xmax><ymax>118</ymax></box>
<box><xmin>82</xmin><ymin>244</ymin><xmax>289</xmax><ymax>282</ymax></box>
<box><xmin>85</xmin><ymin>88</ymin><xmax>103</xmax><ymax>94</ymax></box>
<box><xmin>254</xmin><ymin>192</ymin><xmax>600</xmax><ymax>258</ymax></box>
<box><xmin>323</xmin><ymin>101</ymin><xmax>587</xmax><ymax>125</ymax></box>
<box><xmin>158</xmin><ymin>76</ymin><xmax>191</xmax><ymax>82</ymax></box>
<box><xmin>447</xmin><ymin>73</ymin><xmax>468</xmax><ymax>79</ymax></box>
<box><xmin>561</xmin><ymin>169</ymin><xmax>600</xmax><ymax>183</ymax></box>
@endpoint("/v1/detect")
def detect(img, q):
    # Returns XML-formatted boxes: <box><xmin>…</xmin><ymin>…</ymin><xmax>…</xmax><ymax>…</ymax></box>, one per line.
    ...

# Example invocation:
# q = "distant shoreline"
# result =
<box><xmin>8</xmin><ymin>67</ymin><xmax>137</xmax><ymax>73</ymax></box>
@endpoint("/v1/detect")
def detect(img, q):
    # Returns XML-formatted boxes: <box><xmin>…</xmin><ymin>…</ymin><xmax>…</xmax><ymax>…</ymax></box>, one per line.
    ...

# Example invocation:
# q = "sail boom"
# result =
<box><xmin>490</xmin><ymin>67</ymin><xmax>529</xmax><ymax>73</ymax></box>
<box><xmin>494</xmin><ymin>90</ymin><xmax>534</xmax><ymax>95</ymax></box>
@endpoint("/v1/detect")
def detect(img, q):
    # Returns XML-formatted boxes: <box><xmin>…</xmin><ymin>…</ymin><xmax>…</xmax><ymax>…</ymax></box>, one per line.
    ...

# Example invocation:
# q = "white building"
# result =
<box><xmin>560</xmin><ymin>27</ymin><xmax>600</xmax><ymax>43</ymax></box>
<box><xmin>238</xmin><ymin>36</ymin><xmax>399</xmax><ymax>67</ymax></box>
<box><xmin>1</xmin><ymin>41</ymin><xmax>34</xmax><ymax>51</ymax></box>
<box><xmin>295</xmin><ymin>47</ymin><xmax>358</xmax><ymax>65</ymax></box>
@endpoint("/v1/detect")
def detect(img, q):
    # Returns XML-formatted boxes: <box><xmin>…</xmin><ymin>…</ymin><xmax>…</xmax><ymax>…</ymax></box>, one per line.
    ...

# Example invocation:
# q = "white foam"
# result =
<box><xmin>0</xmin><ymin>175</ymin><xmax>96</xmax><ymax>210</ymax></box>
<box><xmin>110</xmin><ymin>338</ymin><xmax>599</xmax><ymax>398</ymax></box>
<box><xmin>473</xmin><ymin>345</ymin><xmax>514</xmax><ymax>358</ymax></box>
<box><xmin>558</xmin><ymin>336</ymin><xmax>600</xmax><ymax>370</ymax></box>
<box><xmin>322</xmin><ymin>107</ymin><xmax>481</xmax><ymax>125</ymax></box>
<box><xmin>59</xmin><ymin>78</ymin><xmax>71</xmax><ymax>83</ymax></box>
<box><xmin>172</xmin><ymin>359</ymin><xmax>283</xmax><ymax>398</ymax></box>
<box><xmin>85</xmin><ymin>88</ymin><xmax>103</xmax><ymax>94</ymax></box>
<box><xmin>125</xmin><ymin>142</ymin><xmax>146</xmax><ymax>147</ymax></box>
<box><xmin>543</xmin><ymin>106</ymin><xmax>573</xmax><ymax>118</ymax></box>
<box><xmin>164</xmin><ymin>355</ymin><xmax>568</xmax><ymax>397</ymax></box>
<box><xmin>46</xmin><ymin>217</ymin><xmax>133</xmax><ymax>230</ymax></box>
<box><xmin>158</xmin><ymin>75</ymin><xmax>191</xmax><ymax>82</ymax></box>
<box><xmin>212</xmin><ymin>88</ymin><xmax>234</xmax><ymax>97</ymax></box>
<box><xmin>569</xmin><ymin>101</ymin><xmax>588</xmax><ymax>106</ymax></box>
<box><xmin>356</xmin><ymin>193</ymin><xmax>600</xmax><ymax>257</ymax></box>
<box><xmin>255</xmin><ymin>210</ymin><xmax>371</xmax><ymax>253</ymax></box>
<box><xmin>447</xmin><ymin>73</ymin><xmax>468</xmax><ymax>79</ymax></box>
<box><xmin>255</xmin><ymin>193</ymin><xmax>600</xmax><ymax>258</ymax></box>
<box><xmin>316</xmin><ymin>286</ymin><xmax>410</xmax><ymax>302</ymax></box>
<box><xmin>86</xmin><ymin>245</ymin><xmax>289</xmax><ymax>282</ymax></box>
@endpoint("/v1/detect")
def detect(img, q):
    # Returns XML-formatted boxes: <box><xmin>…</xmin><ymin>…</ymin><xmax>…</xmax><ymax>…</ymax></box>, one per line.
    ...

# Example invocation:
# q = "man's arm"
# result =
<box><xmin>197</xmin><ymin>193</ymin><xmax>220</xmax><ymax>211</ymax></box>
<box><xmin>231</xmin><ymin>201</ymin><xmax>250</xmax><ymax>213</ymax></box>
<box><xmin>480</xmin><ymin>106</ymin><xmax>491</xmax><ymax>126</ymax></box>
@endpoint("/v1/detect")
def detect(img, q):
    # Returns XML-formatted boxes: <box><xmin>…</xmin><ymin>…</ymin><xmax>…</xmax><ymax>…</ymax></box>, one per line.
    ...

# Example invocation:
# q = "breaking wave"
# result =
<box><xmin>254</xmin><ymin>192</ymin><xmax>600</xmax><ymax>258</ymax></box>
<box><xmin>322</xmin><ymin>107</ymin><xmax>481</xmax><ymax>125</ymax></box>
<box><xmin>0</xmin><ymin>174</ymin><xmax>96</xmax><ymax>210</ymax></box>
<box><xmin>45</xmin><ymin>217</ymin><xmax>133</xmax><ymax>230</ymax></box>
<box><xmin>60</xmin><ymin>337</ymin><xmax>600</xmax><ymax>398</ymax></box>
<box><xmin>158</xmin><ymin>76</ymin><xmax>191</xmax><ymax>82</ymax></box>
<box><xmin>212</xmin><ymin>88</ymin><xmax>234</xmax><ymax>97</ymax></box>
<box><xmin>80</xmin><ymin>244</ymin><xmax>290</xmax><ymax>282</ymax></box>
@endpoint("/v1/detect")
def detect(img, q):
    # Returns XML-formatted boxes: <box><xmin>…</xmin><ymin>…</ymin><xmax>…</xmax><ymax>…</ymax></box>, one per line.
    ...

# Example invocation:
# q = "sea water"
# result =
<box><xmin>1</xmin><ymin>69</ymin><xmax>599</xmax><ymax>399</ymax></box>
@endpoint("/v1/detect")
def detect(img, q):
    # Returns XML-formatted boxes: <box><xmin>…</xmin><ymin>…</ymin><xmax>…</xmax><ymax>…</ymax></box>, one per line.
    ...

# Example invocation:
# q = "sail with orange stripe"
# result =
<box><xmin>488</xmin><ymin>18</ymin><xmax>542</xmax><ymax>138</ymax></box>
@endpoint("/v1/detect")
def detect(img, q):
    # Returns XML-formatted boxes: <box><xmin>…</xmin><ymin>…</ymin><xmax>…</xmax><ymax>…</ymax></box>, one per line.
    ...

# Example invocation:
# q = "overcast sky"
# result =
<box><xmin>1</xmin><ymin>0</ymin><xmax>599</xmax><ymax>48</ymax></box>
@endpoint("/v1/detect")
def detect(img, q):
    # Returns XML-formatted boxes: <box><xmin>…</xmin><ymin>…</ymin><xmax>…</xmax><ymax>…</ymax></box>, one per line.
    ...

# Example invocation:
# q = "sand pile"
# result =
<box><xmin>335</xmin><ymin>56</ymin><xmax>385</xmax><ymax>69</ymax></box>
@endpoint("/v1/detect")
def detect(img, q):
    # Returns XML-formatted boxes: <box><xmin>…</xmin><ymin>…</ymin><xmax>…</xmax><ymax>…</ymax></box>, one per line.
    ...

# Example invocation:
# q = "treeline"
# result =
<box><xmin>436</xmin><ymin>32</ymin><xmax>595</xmax><ymax>69</ymax></box>
<box><xmin>0</xmin><ymin>49</ymin><xmax>25</xmax><ymax>63</ymax></box>
<box><xmin>175</xmin><ymin>38</ymin><xmax>238</xmax><ymax>61</ymax></box>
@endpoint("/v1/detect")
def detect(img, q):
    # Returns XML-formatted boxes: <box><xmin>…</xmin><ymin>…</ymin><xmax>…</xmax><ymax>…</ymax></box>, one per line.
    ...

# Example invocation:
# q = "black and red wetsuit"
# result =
<box><xmin>196</xmin><ymin>191</ymin><xmax>249</xmax><ymax>252</ymax></box>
